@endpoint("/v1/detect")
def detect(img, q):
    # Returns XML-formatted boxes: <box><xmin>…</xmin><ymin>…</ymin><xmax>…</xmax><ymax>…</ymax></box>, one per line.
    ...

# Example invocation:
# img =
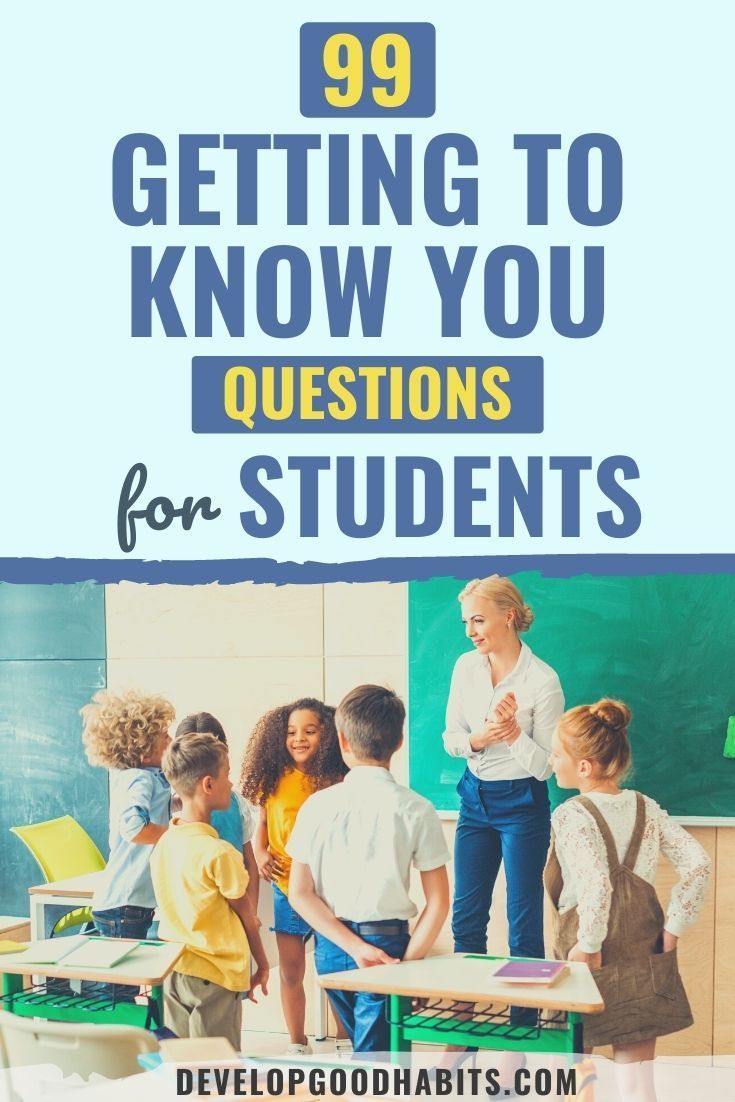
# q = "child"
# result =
<box><xmin>547</xmin><ymin>698</ymin><xmax>711</xmax><ymax>1102</ymax></box>
<box><xmin>81</xmin><ymin>689</ymin><xmax>175</xmax><ymax>942</ymax></box>
<box><xmin>150</xmin><ymin>732</ymin><xmax>269</xmax><ymax>1050</ymax></box>
<box><xmin>239</xmin><ymin>697</ymin><xmax>348</xmax><ymax>1055</ymax></box>
<box><xmin>175</xmin><ymin>712</ymin><xmax>259</xmax><ymax>915</ymax></box>
<box><xmin>288</xmin><ymin>685</ymin><xmax>451</xmax><ymax>1055</ymax></box>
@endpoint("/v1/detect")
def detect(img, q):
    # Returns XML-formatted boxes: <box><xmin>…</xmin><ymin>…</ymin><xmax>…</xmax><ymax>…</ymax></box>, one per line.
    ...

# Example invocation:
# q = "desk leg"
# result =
<box><xmin>29</xmin><ymin>895</ymin><xmax>45</xmax><ymax>941</ymax></box>
<box><xmin>314</xmin><ymin>976</ymin><xmax>327</xmax><ymax>1041</ymax></box>
<box><xmin>1</xmin><ymin>973</ymin><xmax>23</xmax><ymax>1012</ymax></box>
<box><xmin>29</xmin><ymin>897</ymin><xmax>72</xmax><ymax>939</ymax></box>
<box><xmin>566</xmin><ymin>1012</ymin><xmax>583</xmax><ymax>1057</ymax></box>
<box><xmin>29</xmin><ymin>897</ymin><xmax>47</xmax><ymax>986</ymax></box>
<box><xmin>146</xmin><ymin>985</ymin><xmax>164</xmax><ymax>1030</ymax></box>
<box><xmin>389</xmin><ymin>995</ymin><xmax>411</xmax><ymax>1062</ymax></box>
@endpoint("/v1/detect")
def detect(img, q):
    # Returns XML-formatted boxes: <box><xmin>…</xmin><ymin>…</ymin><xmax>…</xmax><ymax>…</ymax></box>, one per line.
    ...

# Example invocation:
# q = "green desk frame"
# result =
<box><xmin>384</xmin><ymin>954</ymin><xmax>584</xmax><ymax>1058</ymax></box>
<box><xmin>0</xmin><ymin>973</ymin><xmax>164</xmax><ymax>1030</ymax></box>
<box><xmin>388</xmin><ymin>994</ymin><xmax>583</xmax><ymax>1057</ymax></box>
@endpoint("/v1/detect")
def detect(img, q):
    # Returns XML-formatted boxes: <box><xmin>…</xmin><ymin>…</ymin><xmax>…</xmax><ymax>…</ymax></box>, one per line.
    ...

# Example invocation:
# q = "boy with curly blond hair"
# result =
<box><xmin>81</xmin><ymin>689</ymin><xmax>175</xmax><ymax>943</ymax></box>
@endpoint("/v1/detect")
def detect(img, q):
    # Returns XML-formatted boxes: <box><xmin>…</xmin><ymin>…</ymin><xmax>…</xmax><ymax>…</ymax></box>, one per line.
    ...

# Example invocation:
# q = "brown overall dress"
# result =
<box><xmin>544</xmin><ymin>792</ymin><xmax>693</xmax><ymax>1048</ymax></box>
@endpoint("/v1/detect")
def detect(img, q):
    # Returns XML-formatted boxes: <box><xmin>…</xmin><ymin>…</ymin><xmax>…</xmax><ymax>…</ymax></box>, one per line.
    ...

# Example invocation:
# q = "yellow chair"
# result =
<box><xmin>9</xmin><ymin>817</ymin><xmax>106</xmax><ymax>936</ymax></box>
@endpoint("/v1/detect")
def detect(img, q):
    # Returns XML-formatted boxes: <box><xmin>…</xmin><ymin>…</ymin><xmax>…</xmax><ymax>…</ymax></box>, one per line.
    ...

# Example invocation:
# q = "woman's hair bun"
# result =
<box><xmin>518</xmin><ymin>603</ymin><xmax>534</xmax><ymax>632</ymax></box>
<box><xmin>589</xmin><ymin>698</ymin><xmax>630</xmax><ymax>731</ymax></box>
<box><xmin>458</xmin><ymin>576</ymin><xmax>534</xmax><ymax>633</ymax></box>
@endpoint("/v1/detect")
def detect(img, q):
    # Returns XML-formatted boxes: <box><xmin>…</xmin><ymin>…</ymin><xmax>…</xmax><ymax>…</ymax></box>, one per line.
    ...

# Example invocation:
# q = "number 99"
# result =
<box><xmin>323</xmin><ymin>31</ymin><xmax>411</xmax><ymax>109</ymax></box>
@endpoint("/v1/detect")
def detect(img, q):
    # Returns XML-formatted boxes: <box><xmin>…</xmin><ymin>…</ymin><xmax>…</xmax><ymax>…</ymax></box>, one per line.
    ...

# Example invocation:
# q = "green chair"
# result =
<box><xmin>9</xmin><ymin>817</ymin><xmax>106</xmax><ymax>936</ymax></box>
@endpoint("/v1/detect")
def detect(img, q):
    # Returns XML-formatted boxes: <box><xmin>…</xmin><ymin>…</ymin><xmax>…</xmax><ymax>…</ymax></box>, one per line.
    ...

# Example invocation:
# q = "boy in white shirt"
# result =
<box><xmin>288</xmin><ymin>684</ymin><xmax>450</xmax><ymax>1054</ymax></box>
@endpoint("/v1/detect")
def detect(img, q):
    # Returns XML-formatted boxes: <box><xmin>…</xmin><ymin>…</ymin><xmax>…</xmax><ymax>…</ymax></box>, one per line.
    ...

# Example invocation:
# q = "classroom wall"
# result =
<box><xmin>104</xmin><ymin>580</ymin><xmax>407</xmax><ymax>1038</ymax></box>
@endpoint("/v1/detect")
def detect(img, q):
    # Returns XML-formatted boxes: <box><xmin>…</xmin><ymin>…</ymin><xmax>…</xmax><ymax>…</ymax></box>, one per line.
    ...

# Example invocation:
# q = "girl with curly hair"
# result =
<box><xmin>240</xmin><ymin>697</ymin><xmax>347</xmax><ymax>1055</ymax></box>
<box><xmin>81</xmin><ymin>689</ymin><xmax>175</xmax><ymax>947</ymax></box>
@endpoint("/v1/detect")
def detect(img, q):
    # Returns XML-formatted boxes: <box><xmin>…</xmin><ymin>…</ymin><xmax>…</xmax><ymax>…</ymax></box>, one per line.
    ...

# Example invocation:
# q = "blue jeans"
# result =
<box><xmin>92</xmin><ymin>906</ymin><xmax>155</xmax><ymax>941</ymax></box>
<box><xmin>314</xmin><ymin>920</ymin><xmax>410</xmax><ymax>1053</ymax></box>
<box><xmin>452</xmin><ymin>769</ymin><xmax>550</xmax><ymax>1025</ymax></box>
<box><xmin>91</xmin><ymin>906</ymin><xmax>155</xmax><ymax>1002</ymax></box>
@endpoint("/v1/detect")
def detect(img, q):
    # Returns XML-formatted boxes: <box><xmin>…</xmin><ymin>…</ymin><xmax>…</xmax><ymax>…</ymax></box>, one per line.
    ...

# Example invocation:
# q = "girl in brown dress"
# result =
<box><xmin>545</xmin><ymin>699</ymin><xmax>711</xmax><ymax>1102</ymax></box>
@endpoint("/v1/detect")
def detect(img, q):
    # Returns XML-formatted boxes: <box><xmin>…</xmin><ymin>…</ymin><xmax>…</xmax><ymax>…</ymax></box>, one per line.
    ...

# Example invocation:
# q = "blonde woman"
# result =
<box><xmin>444</xmin><ymin>576</ymin><xmax>563</xmax><ymax>1021</ymax></box>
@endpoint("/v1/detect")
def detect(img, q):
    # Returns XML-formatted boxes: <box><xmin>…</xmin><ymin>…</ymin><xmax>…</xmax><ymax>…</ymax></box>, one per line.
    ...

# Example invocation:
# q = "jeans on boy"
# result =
<box><xmin>315</xmin><ymin>920</ymin><xmax>410</xmax><ymax>1053</ymax></box>
<box><xmin>91</xmin><ymin>905</ymin><xmax>155</xmax><ymax>1002</ymax></box>
<box><xmin>92</xmin><ymin>905</ymin><xmax>155</xmax><ymax>940</ymax></box>
<box><xmin>452</xmin><ymin>769</ymin><xmax>550</xmax><ymax>1025</ymax></box>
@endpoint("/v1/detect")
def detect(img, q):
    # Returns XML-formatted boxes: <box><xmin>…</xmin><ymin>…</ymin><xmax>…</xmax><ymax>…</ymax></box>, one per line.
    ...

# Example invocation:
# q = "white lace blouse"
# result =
<box><xmin>552</xmin><ymin>790</ymin><xmax>711</xmax><ymax>953</ymax></box>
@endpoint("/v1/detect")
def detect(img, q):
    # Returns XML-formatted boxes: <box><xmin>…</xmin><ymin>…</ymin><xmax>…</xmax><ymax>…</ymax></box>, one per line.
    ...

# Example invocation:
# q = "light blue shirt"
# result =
<box><xmin>92</xmin><ymin>767</ymin><xmax>171</xmax><ymax>912</ymax></box>
<box><xmin>211</xmin><ymin>791</ymin><xmax>257</xmax><ymax>853</ymax></box>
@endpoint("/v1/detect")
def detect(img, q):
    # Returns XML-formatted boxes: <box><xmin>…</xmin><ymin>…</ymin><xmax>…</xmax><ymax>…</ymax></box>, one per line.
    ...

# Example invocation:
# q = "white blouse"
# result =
<box><xmin>552</xmin><ymin>790</ymin><xmax>711</xmax><ymax>953</ymax></box>
<box><xmin>443</xmin><ymin>643</ymin><xmax>564</xmax><ymax>781</ymax></box>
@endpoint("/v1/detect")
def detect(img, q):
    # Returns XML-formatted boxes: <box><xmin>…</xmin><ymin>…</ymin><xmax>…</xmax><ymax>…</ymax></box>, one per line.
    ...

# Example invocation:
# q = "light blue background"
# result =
<box><xmin>2</xmin><ymin>2</ymin><xmax>732</xmax><ymax>563</ymax></box>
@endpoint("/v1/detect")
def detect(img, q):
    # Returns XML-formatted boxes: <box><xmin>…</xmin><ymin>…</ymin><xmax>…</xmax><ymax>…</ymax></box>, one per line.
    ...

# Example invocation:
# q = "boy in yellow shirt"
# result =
<box><xmin>151</xmin><ymin>732</ymin><xmax>269</xmax><ymax>1048</ymax></box>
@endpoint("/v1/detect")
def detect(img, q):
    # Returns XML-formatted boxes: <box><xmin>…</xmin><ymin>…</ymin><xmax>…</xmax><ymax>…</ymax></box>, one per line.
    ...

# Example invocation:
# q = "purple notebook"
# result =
<box><xmin>492</xmin><ymin>959</ymin><xmax>568</xmax><ymax>985</ymax></box>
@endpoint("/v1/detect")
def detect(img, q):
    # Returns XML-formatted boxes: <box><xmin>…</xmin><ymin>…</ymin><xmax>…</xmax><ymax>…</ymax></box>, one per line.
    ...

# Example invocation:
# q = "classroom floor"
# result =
<box><xmin>240</xmin><ymin>1030</ymin><xmax>735</xmax><ymax>1101</ymax></box>
<box><xmin>241</xmin><ymin>1029</ymin><xmax>346</xmax><ymax>1057</ymax></box>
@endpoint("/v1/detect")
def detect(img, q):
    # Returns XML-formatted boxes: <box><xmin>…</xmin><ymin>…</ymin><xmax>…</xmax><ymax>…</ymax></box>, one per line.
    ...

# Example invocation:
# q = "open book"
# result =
<box><xmin>5</xmin><ymin>935</ymin><xmax>140</xmax><ymax>969</ymax></box>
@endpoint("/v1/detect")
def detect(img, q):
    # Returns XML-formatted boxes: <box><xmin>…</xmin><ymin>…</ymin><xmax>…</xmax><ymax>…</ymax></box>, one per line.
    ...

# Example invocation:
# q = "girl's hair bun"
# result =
<box><xmin>589</xmin><ymin>698</ymin><xmax>630</xmax><ymax>732</ymax></box>
<box><xmin>559</xmin><ymin>697</ymin><xmax>633</xmax><ymax>781</ymax></box>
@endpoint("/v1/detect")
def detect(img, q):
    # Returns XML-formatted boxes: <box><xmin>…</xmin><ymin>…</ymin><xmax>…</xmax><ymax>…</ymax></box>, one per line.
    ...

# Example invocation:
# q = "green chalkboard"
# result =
<box><xmin>408</xmin><ymin>573</ymin><xmax>735</xmax><ymax>820</ymax></box>
<box><xmin>0</xmin><ymin>585</ymin><xmax>109</xmax><ymax>917</ymax></box>
<box><xmin>0</xmin><ymin>583</ymin><xmax>106</xmax><ymax>661</ymax></box>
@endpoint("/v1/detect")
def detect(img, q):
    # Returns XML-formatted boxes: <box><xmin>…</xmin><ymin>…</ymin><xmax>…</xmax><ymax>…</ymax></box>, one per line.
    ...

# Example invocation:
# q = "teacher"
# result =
<box><xmin>444</xmin><ymin>575</ymin><xmax>564</xmax><ymax>973</ymax></box>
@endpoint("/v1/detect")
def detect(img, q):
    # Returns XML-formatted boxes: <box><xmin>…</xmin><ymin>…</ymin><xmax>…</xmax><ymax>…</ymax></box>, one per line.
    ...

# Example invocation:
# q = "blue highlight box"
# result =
<box><xmin>300</xmin><ymin>23</ymin><xmax>436</xmax><ymax>118</ymax></box>
<box><xmin>191</xmin><ymin>357</ymin><xmax>544</xmax><ymax>435</ymax></box>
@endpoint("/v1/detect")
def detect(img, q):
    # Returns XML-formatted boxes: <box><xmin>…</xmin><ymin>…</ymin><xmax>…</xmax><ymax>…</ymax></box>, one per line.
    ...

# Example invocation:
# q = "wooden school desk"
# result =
<box><xmin>0</xmin><ymin>938</ymin><xmax>183</xmax><ymax>1030</ymax></box>
<box><xmin>27</xmin><ymin>871</ymin><xmax>331</xmax><ymax>1039</ymax></box>
<box><xmin>28</xmin><ymin>870</ymin><xmax>103</xmax><ymax>939</ymax></box>
<box><xmin>320</xmin><ymin>953</ymin><xmax>604</xmax><ymax>1057</ymax></box>
<box><xmin>0</xmin><ymin>917</ymin><xmax>31</xmax><ymax>944</ymax></box>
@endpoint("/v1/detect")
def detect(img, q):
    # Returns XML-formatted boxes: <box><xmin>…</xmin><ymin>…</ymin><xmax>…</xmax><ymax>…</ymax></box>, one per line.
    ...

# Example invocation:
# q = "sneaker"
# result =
<box><xmin>334</xmin><ymin>1039</ymin><xmax>353</xmax><ymax>1055</ymax></box>
<box><xmin>285</xmin><ymin>1042</ymin><xmax>313</xmax><ymax>1056</ymax></box>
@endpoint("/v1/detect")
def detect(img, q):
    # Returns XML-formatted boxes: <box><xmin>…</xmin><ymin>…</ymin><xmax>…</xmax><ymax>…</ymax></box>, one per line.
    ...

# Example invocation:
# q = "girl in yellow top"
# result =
<box><xmin>240</xmin><ymin>697</ymin><xmax>347</xmax><ymax>1055</ymax></box>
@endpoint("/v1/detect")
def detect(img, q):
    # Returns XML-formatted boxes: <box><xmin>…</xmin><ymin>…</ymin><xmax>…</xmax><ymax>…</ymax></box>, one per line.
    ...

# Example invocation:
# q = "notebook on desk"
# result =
<box><xmin>4</xmin><ymin>935</ymin><xmax>88</xmax><ymax>966</ymax></box>
<box><xmin>62</xmin><ymin>938</ymin><xmax>142</xmax><ymax>969</ymax></box>
<box><xmin>3</xmin><ymin>935</ymin><xmax>140</xmax><ymax>969</ymax></box>
<box><xmin>492</xmin><ymin>959</ymin><xmax>568</xmax><ymax>985</ymax></box>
